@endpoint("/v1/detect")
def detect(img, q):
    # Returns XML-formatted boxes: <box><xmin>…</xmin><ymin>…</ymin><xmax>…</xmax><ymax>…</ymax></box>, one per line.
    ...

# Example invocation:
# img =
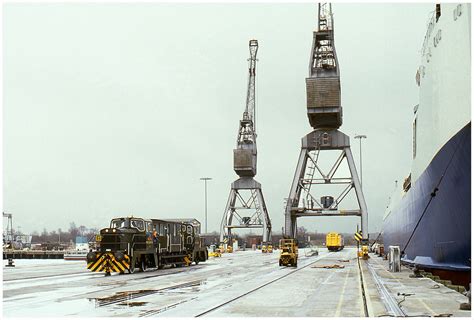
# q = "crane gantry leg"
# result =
<box><xmin>284</xmin><ymin>130</ymin><xmax>369</xmax><ymax>242</ymax></box>
<box><xmin>220</xmin><ymin>178</ymin><xmax>271</xmax><ymax>245</ymax></box>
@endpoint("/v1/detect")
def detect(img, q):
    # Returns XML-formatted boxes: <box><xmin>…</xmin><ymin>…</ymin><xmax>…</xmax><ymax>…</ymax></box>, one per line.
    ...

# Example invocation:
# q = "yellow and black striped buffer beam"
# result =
<box><xmin>87</xmin><ymin>253</ymin><xmax>130</xmax><ymax>273</ymax></box>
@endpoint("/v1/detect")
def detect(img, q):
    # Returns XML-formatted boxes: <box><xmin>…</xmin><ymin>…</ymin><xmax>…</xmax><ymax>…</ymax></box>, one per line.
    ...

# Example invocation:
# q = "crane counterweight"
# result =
<box><xmin>306</xmin><ymin>3</ymin><xmax>342</xmax><ymax>130</ymax></box>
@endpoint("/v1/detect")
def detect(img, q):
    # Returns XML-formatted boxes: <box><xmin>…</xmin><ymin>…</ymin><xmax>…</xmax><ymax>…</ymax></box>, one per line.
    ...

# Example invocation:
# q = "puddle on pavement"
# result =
<box><xmin>89</xmin><ymin>280</ymin><xmax>206</xmax><ymax>307</ymax></box>
<box><xmin>89</xmin><ymin>289</ymin><xmax>160</xmax><ymax>307</ymax></box>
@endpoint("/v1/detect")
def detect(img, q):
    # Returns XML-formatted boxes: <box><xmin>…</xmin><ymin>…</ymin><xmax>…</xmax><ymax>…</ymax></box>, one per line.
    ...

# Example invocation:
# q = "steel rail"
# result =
<box><xmin>357</xmin><ymin>257</ymin><xmax>370</xmax><ymax>317</ymax></box>
<box><xmin>366</xmin><ymin>260</ymin><xmax>406</xmax><ymax>317</ymax></box>
<box><xmin>95</xmin><ymin>279</ymin><xmax>203</xmax><ymax>307</ymax></box>
<box><xmin>194</xmin><ymin>252</ymin><xmax>334</xmax><ymax>317</ymax></box>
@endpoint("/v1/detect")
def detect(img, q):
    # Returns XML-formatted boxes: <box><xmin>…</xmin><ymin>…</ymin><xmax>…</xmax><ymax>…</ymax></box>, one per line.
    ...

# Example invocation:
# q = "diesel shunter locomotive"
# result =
<box><xmin>87</xmin><ymin>216</ymin><xmax>208</xmax><ymax>275</ymax></box>
<box><xmin>326</xmin><ymin>232</ymin><xmax>344</xmax><ymax>252</ymax></box>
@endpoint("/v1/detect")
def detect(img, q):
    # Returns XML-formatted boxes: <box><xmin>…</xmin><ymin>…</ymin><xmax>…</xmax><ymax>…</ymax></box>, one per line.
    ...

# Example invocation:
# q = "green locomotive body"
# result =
<box><xmin>87</xmin><ymin>216</ymin><xmax>208</xmax><ymax>275</ymax></box>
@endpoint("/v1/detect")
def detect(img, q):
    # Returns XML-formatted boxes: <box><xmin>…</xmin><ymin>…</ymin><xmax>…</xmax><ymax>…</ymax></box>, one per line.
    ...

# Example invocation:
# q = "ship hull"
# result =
<box><xmin>382</xmin><ymin>123</ymin><xmax>471</xmax><ymax>285</ymax></box>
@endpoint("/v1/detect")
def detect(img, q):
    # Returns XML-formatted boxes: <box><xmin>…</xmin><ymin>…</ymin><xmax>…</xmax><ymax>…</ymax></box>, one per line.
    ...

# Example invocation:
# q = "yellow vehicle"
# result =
<box><xmin>227</xmin><ymin>245</ymin><xmax>233</xmax><ymax>253</ymax></box>
<box><xmin>208</xmin><ymin>245</ymin><xmax>222</xmax><ymax>257</ymax></box>
<box><xmin>279</xmin><ymin>239</ymin><xmax>298</xmax><ymax>267</ymax></box>
<box><xmin>209</xmin><ymin>250</ymin><xmax>222</xmax><ymax>257</ymax></box>
<box><xmin>326</xmin><ymin>232</ymin><xmax>344</xmax><ymax>251</ymax></box>
<box><xmin>358</xmin><ymin>245</ymin><xmax>369</xmax><ymax>260</ymax></box>
<box><xmin>261</xmin><ymin>245</ymin><xmax>267</xmax><ymax>253</ymax></box>
<box><xmin>267</xmin><ymin>245</ymin><xmax>273</xmax><ymax>253</ymax></box>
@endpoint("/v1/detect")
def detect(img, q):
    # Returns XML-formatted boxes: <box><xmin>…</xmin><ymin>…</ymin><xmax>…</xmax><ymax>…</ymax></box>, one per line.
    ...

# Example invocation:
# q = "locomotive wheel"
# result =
<box><xmin>140</xmin><ymin>259</ymin><xmax>147</xmax><ymax>272</ymax></box>
<box><xmin>157</xmin><ymin>257</ymin><xmax>164</xmax><ymax>269</ymax></box>
<box><xmin>129</xmin><ymin>258</ymin><xmax>137</xmax><ymax>274</ymax></box>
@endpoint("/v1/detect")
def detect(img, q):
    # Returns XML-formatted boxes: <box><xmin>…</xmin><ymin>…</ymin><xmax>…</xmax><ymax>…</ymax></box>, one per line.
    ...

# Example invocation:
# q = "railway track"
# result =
<box><xmin>193</xmin><ymin>251</ymin><xmax>334</xmax><ymax>317</ymax></box>
<box><xmin>88</xmin><ymin>251</ymin><xmax>332</xmax><ymax>317</ymax></box>
<box><xmin>192</xmin><ymin>250</ymin><xmax>379</xmax><ymax>318</ymax></box>
<box><xmin>365</xmin><ymin>257</ymin><xmax>407</xmax><ymax>316</ymax></box>
<box><xmin>357</xmin><ymin>255</ymin><xmax>370</xmax><ymax>317</ymax></box>
<box><xmin>4</xmin><ymin>263</ymin><xmax>201</xmax><ymax>284</ymax></box>
<box><xmin>94</xmin><ymin>279</ymin><xmax>204</xmax><ymax>307</ymax></box>
<box><xmin>358</xmin><ymin>254</ymin><xmax>413</xmax><ymax>317</ymax></box>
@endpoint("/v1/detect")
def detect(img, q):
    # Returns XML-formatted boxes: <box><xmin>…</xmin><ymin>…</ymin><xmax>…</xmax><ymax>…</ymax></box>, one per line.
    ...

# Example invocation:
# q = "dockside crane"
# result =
<box><xmin>220</xmin><ymin>40</ymin><xmax>272</xmax><ymax>246</ymax></box>
<box><xmin>284</xmin><ymin>3</ymin><xmax>369</xmax><ymax>248</ymax></box>
<box><xmin>3</xmin><ymin>212</ymin><xmax>13</xmax><ymax>247</ymax></box>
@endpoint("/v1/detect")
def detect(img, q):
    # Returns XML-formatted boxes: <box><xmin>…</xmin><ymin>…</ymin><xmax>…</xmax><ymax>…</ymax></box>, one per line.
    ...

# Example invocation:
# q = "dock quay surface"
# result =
<box><xmin>2</xmin><ymin>247</ymin><xmax>470</xmax><ymax>317</ymax></box>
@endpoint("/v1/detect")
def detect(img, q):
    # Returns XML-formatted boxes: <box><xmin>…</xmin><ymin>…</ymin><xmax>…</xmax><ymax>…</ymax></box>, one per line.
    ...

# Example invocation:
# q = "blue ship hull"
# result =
<box><xmin>382</xmin><ymin>123</ymin><xmax>471</xmax><ymax>275</ymax></box>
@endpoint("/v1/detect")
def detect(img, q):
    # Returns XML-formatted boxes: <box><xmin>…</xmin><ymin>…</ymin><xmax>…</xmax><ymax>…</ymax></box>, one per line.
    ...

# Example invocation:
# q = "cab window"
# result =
<box><xmin>110</xmin><ymin>219</ymin><xmax>126</xmax><ymax>228</ymax></box>
<box><xmin>130</xmin><ymin>219</ymin><xmax>145</xmax><ymax>231</ymax></box>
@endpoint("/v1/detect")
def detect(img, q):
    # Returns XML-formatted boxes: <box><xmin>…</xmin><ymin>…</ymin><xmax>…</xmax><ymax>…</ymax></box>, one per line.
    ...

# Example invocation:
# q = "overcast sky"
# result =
<box><xmin>3</xmin><ymin>2</ymin><xmax>434</xmax><ymax>236</ymax></box>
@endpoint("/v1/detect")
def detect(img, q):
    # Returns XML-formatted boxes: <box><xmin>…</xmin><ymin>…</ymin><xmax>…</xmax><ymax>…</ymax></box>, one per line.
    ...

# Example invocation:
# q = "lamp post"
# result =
<box><xmin>354</xmin><ymin>134</ymin><xmax>367</xmax><ymax>189</ymax></box>
<box><xmin>200</xmin><ymin>177</ymin><xmax>212</xmax><ymax>234</ymax></box>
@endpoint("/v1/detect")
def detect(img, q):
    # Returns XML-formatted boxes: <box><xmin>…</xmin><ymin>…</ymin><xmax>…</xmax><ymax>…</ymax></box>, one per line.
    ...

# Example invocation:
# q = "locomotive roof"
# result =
<box><xmin>110</xmin><ymin>216</ymin><xmax>201</xmax><ymax>226</ymax></box>
<box><xmin>163</xmin><ymin>218</ymin><xmax>201</xmax><ymax>226</ymax></box>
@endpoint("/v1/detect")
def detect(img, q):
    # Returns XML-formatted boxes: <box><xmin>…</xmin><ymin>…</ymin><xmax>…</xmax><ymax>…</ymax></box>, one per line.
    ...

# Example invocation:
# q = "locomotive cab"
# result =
<box><xmin>87</xmin><ymin>216</ymin><xmax>208</xmax><ymax>275</ymax></box>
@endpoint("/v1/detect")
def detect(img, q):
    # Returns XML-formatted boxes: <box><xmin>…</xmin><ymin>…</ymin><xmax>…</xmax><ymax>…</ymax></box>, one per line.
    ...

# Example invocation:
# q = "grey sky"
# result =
<box><xmin>4</xmin><ymin>3</ymin><xmax>434</xmax><ymax>235</ymax></box>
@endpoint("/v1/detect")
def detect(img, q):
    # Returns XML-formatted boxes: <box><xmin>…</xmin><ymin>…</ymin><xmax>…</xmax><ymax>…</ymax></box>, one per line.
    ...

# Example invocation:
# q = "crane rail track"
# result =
<box><xmin>366</xmin><ymin>259</ymin><xmax>406</xmax><ymax>316</ymax></box>
<box><xmin>357</xmin><ymin>257</ymin><xmax>370</xmax><ymax>317</ymax></box>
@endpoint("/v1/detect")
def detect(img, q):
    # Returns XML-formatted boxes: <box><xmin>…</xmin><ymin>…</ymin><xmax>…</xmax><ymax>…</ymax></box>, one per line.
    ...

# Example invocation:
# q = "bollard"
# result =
<box><xmin>379</xmin><ymin>245</ymin><xmax>385</xmax><ymax>257</ymax></box>
<box><xmin>5</xmin><ymin>258</ymin><xmax>15</xmax><ymax>267</ymax></box>
<box><xmin>460</xmin><ymin>284</ymin><xmax>471</xmax><ymax>310</ymax></box>
<box><xmin>388</xmin><ymin>246</ymin><xmax>401</xmax><ymax>272</ymax></box>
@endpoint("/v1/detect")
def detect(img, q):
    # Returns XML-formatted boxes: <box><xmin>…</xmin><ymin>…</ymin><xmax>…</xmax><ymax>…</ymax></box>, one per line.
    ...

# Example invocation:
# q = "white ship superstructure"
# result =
<box><xmin>412</xmin><ymin>3</ymin><xmax>470</xmax><ymax>181</ymax></box>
